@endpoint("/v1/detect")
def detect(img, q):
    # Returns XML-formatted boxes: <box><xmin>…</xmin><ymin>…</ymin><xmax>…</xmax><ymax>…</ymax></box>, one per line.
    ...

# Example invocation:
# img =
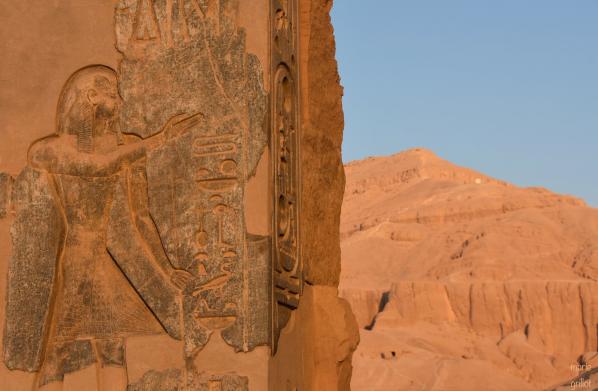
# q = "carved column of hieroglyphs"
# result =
<box><xmin>115</xmin><ymin>0</ymin><xmax>269</xmax><ymax>360</ymax></box>
<box><xmin>271</xmin><ymin>0</ymin><xmax>302</xmax><ymax>351</ymax></box>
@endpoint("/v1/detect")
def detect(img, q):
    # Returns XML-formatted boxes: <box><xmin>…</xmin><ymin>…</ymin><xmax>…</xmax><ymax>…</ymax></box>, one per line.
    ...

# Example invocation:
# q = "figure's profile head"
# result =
<box><xmin>56</xmin><ymin>65</ymin><xmax>121</xmax><ymax>152</ymax></box>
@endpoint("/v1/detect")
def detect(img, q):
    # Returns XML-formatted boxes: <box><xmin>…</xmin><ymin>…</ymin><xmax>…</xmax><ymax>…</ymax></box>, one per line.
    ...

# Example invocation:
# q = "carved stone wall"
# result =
<box><xmin>0</xmin><ymin>1</ymin><xmax>358</xmax><ymax>390</ymax></box>
<box><xmin>114</xmin><ymin>0</ymin><xmax>271</xmax><ymax>358</ymax></box>
<box><xmin>269</xmin><ymin>1</ymin><xmax>360</xmax><ymax>389</ymax></box>
<box><xmin>271</xmin><ymin>0</ymin><xmax>303</xmax><ymax>352</ymax></box>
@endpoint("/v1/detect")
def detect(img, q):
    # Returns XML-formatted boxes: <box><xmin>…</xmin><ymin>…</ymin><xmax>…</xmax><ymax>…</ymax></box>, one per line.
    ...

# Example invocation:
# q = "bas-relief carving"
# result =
<box><xmin>3</xmin><ymin>0</ymin><xmax>305</xmax><ymax>389</ymax></box>
<box><xmin>114</xmin><ymin>0</ymin><xmax>270</xmax><ymax>358</ymax></box>
<box><xmin>271</xmin><ymin>0</ymin><xmax>302</xmax><ymax>352</ymax></box>
<box><xmin>3</xmin><ymin>65</ymin><xmax>197</xmax><ymax>388</ymax></box>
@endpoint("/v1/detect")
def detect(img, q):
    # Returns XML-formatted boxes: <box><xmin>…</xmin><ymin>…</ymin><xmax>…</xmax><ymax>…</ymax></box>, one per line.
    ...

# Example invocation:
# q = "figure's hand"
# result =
<box><xmin>144</xmin><ymin>133</ymin><xmax>165</xmax><ymax>151</ymax></box>
<box><xmin>171</xmin><ymin>269</ymin><xmax>194</xmax><ymax>290</ymax></box>
<box><xmin>163</xmin><ymin>112</ymin><xmax>204</xmax><ymax>141</ymax></box>
<box><xmin>143</xmin><ymin>112</ymin><xmax>204</xmax><ymax>152</ymax></box>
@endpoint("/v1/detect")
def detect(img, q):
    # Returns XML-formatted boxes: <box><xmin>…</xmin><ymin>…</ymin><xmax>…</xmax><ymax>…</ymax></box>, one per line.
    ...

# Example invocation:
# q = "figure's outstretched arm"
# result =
<box><xmin>104</xmin><ymin>112</ymin><xmax>204</xmax><ymax>170</ymax></box>
<box><xmin>123</xmin><ymin>112</ymin><xmax>204</xmax><ymax>150</ymax></box>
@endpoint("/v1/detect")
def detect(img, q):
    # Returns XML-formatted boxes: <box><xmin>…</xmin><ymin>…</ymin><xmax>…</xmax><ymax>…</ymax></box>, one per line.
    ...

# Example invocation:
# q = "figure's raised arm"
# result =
<box><xmin>107</xmin><ymin>112</ymin><xmax>204</xmax><ymax>169</ymax></box>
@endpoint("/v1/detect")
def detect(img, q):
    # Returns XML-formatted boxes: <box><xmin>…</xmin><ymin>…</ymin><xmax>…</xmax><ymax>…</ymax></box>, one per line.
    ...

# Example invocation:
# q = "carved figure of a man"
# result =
<box><xmin>3</xmin><ymin>65</ymin><xmax>197</xmax><ymax>390</ymax></box>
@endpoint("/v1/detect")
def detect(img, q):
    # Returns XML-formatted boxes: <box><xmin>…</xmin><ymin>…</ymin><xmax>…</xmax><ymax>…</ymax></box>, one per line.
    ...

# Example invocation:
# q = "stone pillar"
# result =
<box><xmin>0</xmin><ymin>1</ymin><xmax>358</xmax><ymax>390</ymax></box>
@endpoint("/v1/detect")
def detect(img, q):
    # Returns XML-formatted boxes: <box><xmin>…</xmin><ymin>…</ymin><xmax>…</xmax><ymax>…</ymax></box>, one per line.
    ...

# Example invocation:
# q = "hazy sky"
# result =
<box><xmin>331</xmin><ymin>1</ymin><xmax>598</xmax><ymax>206</ymax></box>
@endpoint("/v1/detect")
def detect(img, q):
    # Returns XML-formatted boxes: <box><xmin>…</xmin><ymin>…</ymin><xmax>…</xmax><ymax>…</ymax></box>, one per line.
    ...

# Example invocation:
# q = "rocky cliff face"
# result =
<box><xmin>340</xmin><ymin>149</ymin><xmax>598</xmax><ymax>390</ymax></box>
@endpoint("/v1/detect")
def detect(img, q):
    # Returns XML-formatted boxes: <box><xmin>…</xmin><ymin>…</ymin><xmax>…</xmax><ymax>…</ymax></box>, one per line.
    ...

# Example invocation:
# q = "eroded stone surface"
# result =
<box><xmin>270</xmin><ymin>285</ymin><xmax>360</xmax><ymax>390</ymax></box>
<box><xmin>190</xmin><ymin>373</ymin><xmax>249</xmax><ymax>391</ymax></box>
<box><xmin>0</xmin><ymin>173</ymin><xmax>13</xmax><ymax>218</ymax></box>
<box><xmin>341</xmin><ymin>149</ymin><xmax>598</xmax><ymax>390</ymax></box>
<box><xmin>115</xmin><ymin>0</ymin><xmax>270</xmax><ymax>356</ymax></box>
<box><xmin>300</xmin><ymin>0</ymin><xmax>346</xmax><ymax>287</ymax></box>
<box><xmin>1</xmin><ymin>1</ymin><xmax>357</xmax><ymax>390</ymax></box>
<box><xmin>3</xmin><ymin>65</ymin><xmax>195</xmax><ymax>387</ymax></box>
<box><xmin>3</xmin><ymin>167</ymin><xmax>65</xmax><ymax>372</ymax></box>
<box><xmin>128</xmin><ymin>368</ymin><xmax>183</xmax><ymax>391</ymax></box>
<box><xmin>128</xmin><ymin>369</ymin><xmax>249</xmax><ymax>391</ymax></box>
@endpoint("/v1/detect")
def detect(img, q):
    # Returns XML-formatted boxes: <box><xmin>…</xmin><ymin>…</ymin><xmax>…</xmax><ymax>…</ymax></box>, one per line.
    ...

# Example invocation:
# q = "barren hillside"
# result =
<box><xmin>341</xmin><ymin>149</ymin><xmax>598</xmax><ymax>391</ymax></box>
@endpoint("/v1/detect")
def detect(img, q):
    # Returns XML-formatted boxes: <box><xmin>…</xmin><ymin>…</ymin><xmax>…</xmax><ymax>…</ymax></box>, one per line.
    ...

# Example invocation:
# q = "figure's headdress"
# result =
<box><xmin>56</xmin><ymin>65</ymin><xmax>121</xmax><ymax>153</ymax></box>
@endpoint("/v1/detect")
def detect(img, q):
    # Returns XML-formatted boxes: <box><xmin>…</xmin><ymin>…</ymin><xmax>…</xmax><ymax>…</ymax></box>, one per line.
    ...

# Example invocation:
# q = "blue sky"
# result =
<box><xmin>331</xmin><ymin>1</ymin><xmax>598</xmax><ymax>206</ymax></box>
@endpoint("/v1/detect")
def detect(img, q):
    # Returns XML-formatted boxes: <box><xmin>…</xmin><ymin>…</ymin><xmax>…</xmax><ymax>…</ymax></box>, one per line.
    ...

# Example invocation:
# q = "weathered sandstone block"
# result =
<box><xmin>0</xmin><ymin>174</ymin><xmax>12</xmax><ymax>219</ymax></box>
<box><xmin>0</xmin><ymin>1</ymin><xmax>357</xmax><ymax>390</ymax></box>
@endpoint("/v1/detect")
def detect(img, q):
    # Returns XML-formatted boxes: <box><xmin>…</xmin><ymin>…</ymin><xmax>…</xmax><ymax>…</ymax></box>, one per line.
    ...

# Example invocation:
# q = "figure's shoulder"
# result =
<box><xmin>27</xmin><ymin>134</ymin><xmax>74</xmax><ymax>169</ymax></box>
<box><xmin>27</xmin><ymin>135</ymin><xmax>57</xmax><ymax>164</ymax></box>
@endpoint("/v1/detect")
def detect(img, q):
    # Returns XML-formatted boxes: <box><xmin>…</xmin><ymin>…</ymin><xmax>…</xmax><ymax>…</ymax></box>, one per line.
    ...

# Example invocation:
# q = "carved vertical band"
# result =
<box><xmin>271</xmin><ymin>0</ymin><xmax>301</xmax><ymax>352</ymax></box>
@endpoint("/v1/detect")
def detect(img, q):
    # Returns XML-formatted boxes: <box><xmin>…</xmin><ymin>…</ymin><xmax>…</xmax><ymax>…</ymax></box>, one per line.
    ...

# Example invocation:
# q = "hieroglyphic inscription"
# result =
<box><xmin>271</xmin><ymin>0</ymin><xmax>302</xmax><ymax>351</ymax></box>
<box><xmin>115</xmin><ymin>0</ymin><xmax>270</xmax><ymax>359</ymax></box>
<box><xmin>4</xmin><ymin>1</ymin><xmax>278</xmax><ymax>389</ymax></box>
<box><xmin>184</xmin><ymin>131</ymin><xmax>244</xmax><ymax>354</ymax></box>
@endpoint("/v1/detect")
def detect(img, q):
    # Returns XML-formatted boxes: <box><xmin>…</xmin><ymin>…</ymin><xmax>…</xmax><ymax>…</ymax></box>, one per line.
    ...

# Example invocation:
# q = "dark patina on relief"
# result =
<box><xmin>115</xmin><ymin>0</ymin><xmax>270</xmax><ymax>357</ymax></box>
<box><xmin>3</xmin><ymin>0</ymin><xmax>304</xmax><ymax>389</ymax></box>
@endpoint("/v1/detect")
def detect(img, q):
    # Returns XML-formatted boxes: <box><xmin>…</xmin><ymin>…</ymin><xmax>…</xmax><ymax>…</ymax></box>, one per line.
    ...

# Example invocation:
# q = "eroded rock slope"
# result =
<box><xmin>341</xmin><ymin>149</ymin><xmax>598</xmax><ymax>390</ymax></box>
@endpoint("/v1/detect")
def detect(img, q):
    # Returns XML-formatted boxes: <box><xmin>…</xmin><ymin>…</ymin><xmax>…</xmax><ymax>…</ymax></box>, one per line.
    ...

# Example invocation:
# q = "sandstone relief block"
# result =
<box><xmin>114</xmin><ymin>0</ymin><xmax>273</xmax><ymax>357</ymax></box>
<box><xmin>0</xmin><ymin>1</ymin><xmax>356</xmax><ymax>390</ymax></box>
<box><xmin>129</xmin><ymin>368</ymin><xmax>249</xmax><ymax>391</ymax></box>
<box><xmin>0</xmin><ymin>173</ymin><xmax>13</xmax><ymax>218</ymax></box>
<box><xmin>271</xmin><ymin>0</ymin><xmax>303</xmax><ymax>353</ymax></box>
<box><xmin>4</xmin><ymin>65</ymin><xmax>197</xmax><ymax>387</ymax></box>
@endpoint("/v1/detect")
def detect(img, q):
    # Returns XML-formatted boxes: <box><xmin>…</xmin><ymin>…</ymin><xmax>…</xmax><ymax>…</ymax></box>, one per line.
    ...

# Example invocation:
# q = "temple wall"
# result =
<box><xmin>0</xmin><ymin>1</ymin><xmax>358</xmax><ymax>390</ymax></box>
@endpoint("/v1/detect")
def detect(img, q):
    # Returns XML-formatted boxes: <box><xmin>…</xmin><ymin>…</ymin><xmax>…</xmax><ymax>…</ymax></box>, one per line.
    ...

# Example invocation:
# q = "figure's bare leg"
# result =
<box><xmin>98</xmin><ymin>366</ymin><xmax>128</xmax><ymax>391</ymax></box>
<box><xmin>91</xmin><ymin>339</ymin><xmax>128</xmax><ymax>390</ymax></box>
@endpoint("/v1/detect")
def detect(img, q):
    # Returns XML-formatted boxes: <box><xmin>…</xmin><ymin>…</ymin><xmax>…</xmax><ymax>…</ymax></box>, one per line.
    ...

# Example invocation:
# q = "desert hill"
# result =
<box><xmin>340</xmin><ymin>149</ymin><xmax>598</xmax><ymax>390</ymax></box>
